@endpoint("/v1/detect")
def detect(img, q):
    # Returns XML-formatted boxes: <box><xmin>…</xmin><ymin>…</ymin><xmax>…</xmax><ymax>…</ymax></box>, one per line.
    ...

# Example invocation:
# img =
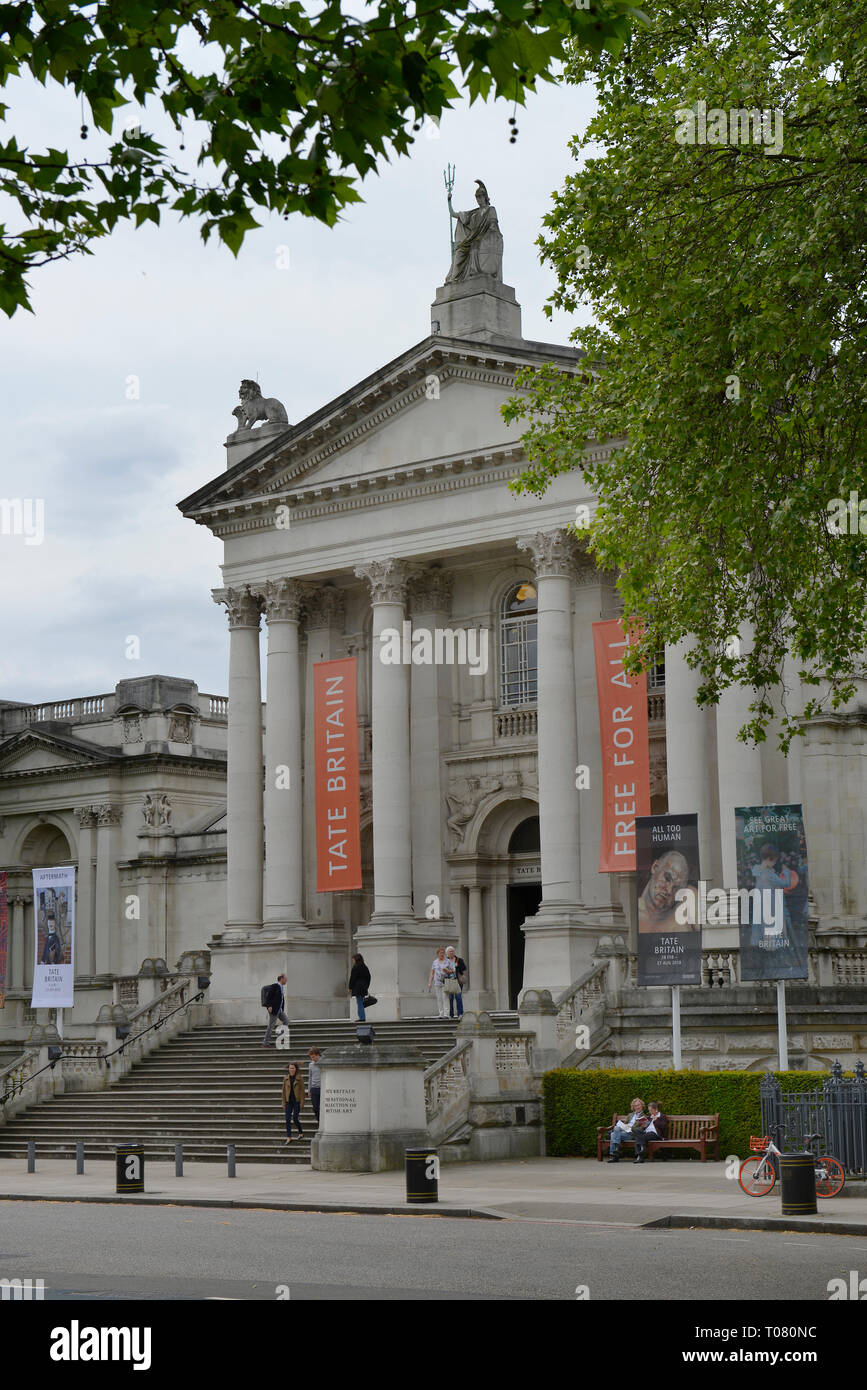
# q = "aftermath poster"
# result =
<box><xmin>736</xmin><ymin>804</ymin><xmax>809</xmax><ymax>981</ymax></box>
<box><xmin>0</xmin><ymin>871</ymin><xmax>7</xmax><ymax>1008</ymax></box>
<box><xmin>31</xmin><ymin>865</ymin><xmax>75</xmax><ymax>1008</ymax></box>
<box><xmin>635</xmin><ymin>813</ymin><xmax>702</xmax><ymax>986</ymax></box>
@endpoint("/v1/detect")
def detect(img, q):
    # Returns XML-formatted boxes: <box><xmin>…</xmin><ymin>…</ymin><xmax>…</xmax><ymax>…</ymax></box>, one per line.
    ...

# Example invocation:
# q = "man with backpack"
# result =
<box><xmin>261</xmin><ymin>973</ymin><xmax>289</xmax><ymax>1045</ymax></box>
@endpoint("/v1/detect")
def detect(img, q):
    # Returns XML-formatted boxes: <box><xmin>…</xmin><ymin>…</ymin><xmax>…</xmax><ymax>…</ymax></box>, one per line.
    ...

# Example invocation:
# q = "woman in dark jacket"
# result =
<box><xmin>348</xmin><ymin>953</ymin><xmax>371</xmax><ymax>1021</ymax></box>
<box><xmin>282</xmin><ymin>1062</ymin><xmax>306</xmax><ymax>1144</ymax></box>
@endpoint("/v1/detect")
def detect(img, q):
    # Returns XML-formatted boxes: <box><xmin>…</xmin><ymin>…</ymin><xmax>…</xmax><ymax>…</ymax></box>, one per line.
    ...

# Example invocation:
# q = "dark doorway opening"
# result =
<box><xmin>507</xmin><ymin>883</ymin><xmax>542</xmax><ymax>1009</ymax></box>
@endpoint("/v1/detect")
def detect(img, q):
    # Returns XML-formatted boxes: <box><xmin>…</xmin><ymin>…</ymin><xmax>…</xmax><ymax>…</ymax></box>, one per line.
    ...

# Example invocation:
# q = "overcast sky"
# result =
<box><xmin>0</xmin><ymin>72</ymin><xmax>596</xmax><ymax>704</ymax></box>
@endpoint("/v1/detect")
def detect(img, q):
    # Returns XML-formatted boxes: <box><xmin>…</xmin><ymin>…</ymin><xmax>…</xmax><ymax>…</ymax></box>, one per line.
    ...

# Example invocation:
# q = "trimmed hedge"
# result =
<box><xmin>543</xmin><ymin>1068</ymin><xmax>831</xmax><ymax>1159</ymax></box>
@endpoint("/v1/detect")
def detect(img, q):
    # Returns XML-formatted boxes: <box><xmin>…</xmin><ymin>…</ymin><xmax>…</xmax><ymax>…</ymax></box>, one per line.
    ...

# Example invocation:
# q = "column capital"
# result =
<box><xmin>408</xmin><ymin>566</ymin><xmax>454</xmax><ymax>615</ymax></box>
<box><xmin>304</xmin><ymin>584</ymin><xmax>346</xmax><ymax>630</ymax></box>
<box><xmin>355</xmin><ymin>558</ymin><xmax>410</xmax><ymax>605</ymax></box>
<box><xmin>517</xmin><ymin>529</ymin><xmax>582</xmax><ymax>580</ymax></box>
<box><xmin>259</xmin><ymin>577</ymin><xmax>304</xmax><ymax>623</ymax></box>
<box><xmin>94</xmin><ymin>804</ymin><xmax>122</xmax><ymax>827</ymax></box>
<box><xmin>212</xmin><ymin>585</ymin><xmax>262</xmax><ymax>629</ymax></box>
<box><xmin>76</xmin><ymin>806</ymin><xmax>98</xmax><ymax>828</ymax></box>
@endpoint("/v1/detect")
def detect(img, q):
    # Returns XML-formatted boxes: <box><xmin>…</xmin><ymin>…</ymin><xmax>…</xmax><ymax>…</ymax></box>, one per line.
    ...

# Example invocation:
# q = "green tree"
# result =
<box><xmin>506</xmin><ymin>0</ymin><xmax>867</xmax><ymax>749</ymax></box>
<box><xmin>0</xmin><ymin>0</ymin><xmax>641</xmax><ymax>315</ymax></box>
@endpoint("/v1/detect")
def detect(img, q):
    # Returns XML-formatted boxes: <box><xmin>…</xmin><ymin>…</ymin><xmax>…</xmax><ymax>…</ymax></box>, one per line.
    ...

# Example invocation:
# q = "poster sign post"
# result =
<box><xmin>635</xmin><ymin>813</ymin><xmax>703</xmax><ymax>1067</ymax></box>
<box><xmin>735</xmin><ymin>804</ymin><xmax>809</xmax><ymax>1070</ymax></box>
<box><xmin>31</xmin><ymin>866</ymin><xmax>75</xmax><ymax>1009</ymax></box>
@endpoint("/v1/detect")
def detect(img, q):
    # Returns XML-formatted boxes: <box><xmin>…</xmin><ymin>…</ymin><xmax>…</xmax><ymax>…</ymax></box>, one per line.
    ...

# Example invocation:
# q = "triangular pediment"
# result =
<box><xmin>179</xmin><ymin>332</ymin><xmax>582</xmax><ymax>524</ymax></box>
<box><xmin>0</xmin><ymin>729</ymin><xmax>112</xmax><ymax>775</ymax></box>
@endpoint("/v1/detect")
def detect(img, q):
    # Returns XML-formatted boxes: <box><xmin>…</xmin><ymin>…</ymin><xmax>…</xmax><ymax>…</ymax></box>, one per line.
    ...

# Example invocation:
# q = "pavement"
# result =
<box><xmin>2</xmin><ymin>1155</ymin><xmax>866</xmax><ymax>1234</ymax></box>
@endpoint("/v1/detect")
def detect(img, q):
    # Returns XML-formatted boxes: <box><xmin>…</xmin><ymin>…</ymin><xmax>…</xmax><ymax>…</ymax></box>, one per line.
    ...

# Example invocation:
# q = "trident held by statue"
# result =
<box><xmin>444</xmin><ymin>164</ymin><xmax>456</xmax><ymax>255</ymax></box>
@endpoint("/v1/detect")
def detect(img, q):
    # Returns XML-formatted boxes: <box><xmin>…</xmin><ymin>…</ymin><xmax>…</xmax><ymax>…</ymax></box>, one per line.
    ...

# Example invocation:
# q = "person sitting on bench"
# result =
<box><xmin>633</xmin><ymin>1101</ymin><xmax>668</xmax><ymax>1163</ymax></box>
<box><xmin>606</xmin><ymin>1097</ymin><xmax>647</xmax><ymax>1162</ymax></box>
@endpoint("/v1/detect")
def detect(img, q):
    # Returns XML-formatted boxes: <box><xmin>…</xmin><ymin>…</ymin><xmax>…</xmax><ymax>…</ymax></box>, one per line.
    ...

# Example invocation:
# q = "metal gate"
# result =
<box><xmin>760</xmin><ymin>1062</ymin><xmax>867</xmax><ymax>1176</ymax></box>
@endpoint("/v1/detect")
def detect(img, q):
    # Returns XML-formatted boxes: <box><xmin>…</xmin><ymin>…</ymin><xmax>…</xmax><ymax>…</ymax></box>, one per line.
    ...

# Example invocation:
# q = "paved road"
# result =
<box><xmin>2</xmin><ymin>1201</ymin><xmax>867</xmax><ymax>1301</ymax></box>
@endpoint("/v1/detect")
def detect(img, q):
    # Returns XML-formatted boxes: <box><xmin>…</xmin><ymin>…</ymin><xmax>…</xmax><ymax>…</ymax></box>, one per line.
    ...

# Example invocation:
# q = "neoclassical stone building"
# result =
<box><xmin>178</xmin><ymin>212</ymin><xmax>867</xmax><ymax>1025</ymax></box>
<box><xmin>0</xmin><ymin>677</ymin><xmax>227</xmax><ymax>1055</ymax></box>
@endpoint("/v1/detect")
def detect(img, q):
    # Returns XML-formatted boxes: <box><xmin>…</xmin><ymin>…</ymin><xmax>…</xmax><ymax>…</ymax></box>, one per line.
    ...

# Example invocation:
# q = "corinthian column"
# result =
<box><xmin>260</xmin><ymin>578</ymin><xmax>305</xmax><ymax>929</ymax></box>
<box><xmin>515</xmin><ymin>529</ymin><xmax>594</xmax><ymax>997</ymax></box>
<box><xmin>518</xmin><ymin>530</ymin><xmax>582</xmax><ymax>902</ymax></box>
<box><xmin>94</xmin><ymin>804</ymin><xmax>122</xmax><ymax>977</ymax></box>
<box><xmin>408</xmin><ymin>567</ymin><xmax>455</xmax><ymax>924</ymax></box>
<box><xmin>354</xmin><ymin>560</ymin><xmax>413</xmax><ymax>917</ymax></box>
<box><xmin>214</xmin><ymin>585</ymin><xmax>264</xmax><ymax>934</ymax></box>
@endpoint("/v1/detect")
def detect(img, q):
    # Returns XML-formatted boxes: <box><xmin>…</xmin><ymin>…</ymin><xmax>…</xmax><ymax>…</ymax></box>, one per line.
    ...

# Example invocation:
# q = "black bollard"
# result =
<box><xmin>76</xmin><ymin>1140</ymin><xmax>84</xmax><ymax>1175</ymax></box>
<box><xmin>26</xmin><ymin>1140</ymin><xmax>35</xmax><ymax>1173</ymax></box>
<box><xmin>175</xmin><ymin>1142</ymin><xmax>183</xmax><ymax>1178</ymax></box>
<box><xmin>116</xmin><ymin>1143</ymin><xmax>145</xmax><ymax>1194</ymax></box>
<box><xmin>227</xmin><ymin>1143</ymin><xmax>236</xmax><ymax>1178</ymax></box>
<box><xmin>405</xmin><ymin>1147</ymin><xmax>439</xmax><ymax>1204</ymax></box>
<box><xmin>780</xmin><ymin>1151</ymin><xmax>817</xmax><ymax>1215</ymax></box>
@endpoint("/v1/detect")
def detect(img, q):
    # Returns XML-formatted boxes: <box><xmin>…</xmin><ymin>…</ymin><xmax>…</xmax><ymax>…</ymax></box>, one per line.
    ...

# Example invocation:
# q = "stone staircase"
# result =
<box><xmin>0</xmin><ymin>1014</ymin><xmax>517</xmax><ymax>1166</ymax></box>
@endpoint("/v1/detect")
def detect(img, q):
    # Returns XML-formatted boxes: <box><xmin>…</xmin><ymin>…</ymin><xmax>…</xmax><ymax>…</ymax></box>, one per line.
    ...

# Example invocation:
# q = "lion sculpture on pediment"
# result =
<box><xmin>232</xmin><ymin>379</ymin><xmax>289</xmax><ymax>432</ymax></box>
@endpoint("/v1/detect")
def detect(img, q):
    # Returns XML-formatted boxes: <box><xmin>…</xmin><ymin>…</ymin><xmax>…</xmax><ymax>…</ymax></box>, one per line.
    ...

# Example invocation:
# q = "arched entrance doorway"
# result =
<box><xmin>506</xmin><ymin>816</ymin><xmax>541</xmax><ymax>1008</ymax></box>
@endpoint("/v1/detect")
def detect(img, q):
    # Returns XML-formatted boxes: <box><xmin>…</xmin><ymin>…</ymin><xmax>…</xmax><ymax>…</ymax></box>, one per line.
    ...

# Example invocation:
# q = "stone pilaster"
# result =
<box><xmin>93</xmin><ymin>804</ymin><xmax>121</xmax><ymax>978</ymax></box>
<box><xmin>75</xmin><ymin>807</ymin><xmax>97</xmax><ymax>977</ymax></box>
<box><xmin>665</xmin><ymin>640</ymin><xmax>716</xmax><ymax>883</ymax></box>
<box><xmin>213</xmin><ymin>585</ymin><xmax>264</xmax><ymax>936</ymax></box>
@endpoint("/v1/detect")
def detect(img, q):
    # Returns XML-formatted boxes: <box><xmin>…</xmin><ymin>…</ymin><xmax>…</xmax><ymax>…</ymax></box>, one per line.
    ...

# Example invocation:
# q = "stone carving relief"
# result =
<box><xmin>232</xmin><ymin>379</ymin><xmax>289</xmax><ymax>432</ymax></box>
<box><xmin>142</xmin><ymin>794</ymin><xmax>157</xmax><ymax>827</ymax></box>
<box><xmin>76</xmin><ymin>807</ymin><xmax>98</xmax><ymax>828</ymax></box>
<box><xmin>168</xmin><ymin>712</ymin><xmax>193</xmax><ymax>744</ymax></box>
<box><xmin>445</xmin><ymin>775</ymin><xmax>503</xmax><ymax>849</ymax></box>
<box><xmin>95</xmin><ymin>805</ymin><xmax>122</xmax><ymax>827</ymax></box>
<box><xmin>122</xmin><ymin>715</ymin><xmax>143</xmax><ymax>743</ymax></box>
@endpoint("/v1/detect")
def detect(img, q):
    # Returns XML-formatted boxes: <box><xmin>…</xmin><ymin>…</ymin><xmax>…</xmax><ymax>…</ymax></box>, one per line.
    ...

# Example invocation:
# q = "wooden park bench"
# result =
<box><xmin>596</xmin><ymin>1113</ymin><xmax>721</xmax><ymax>1162</ymax></box>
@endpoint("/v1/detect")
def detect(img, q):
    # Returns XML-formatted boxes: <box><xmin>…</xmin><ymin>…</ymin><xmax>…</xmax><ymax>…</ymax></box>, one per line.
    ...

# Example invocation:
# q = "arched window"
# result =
<box><xmin>500</xmin><ymin>582</ymin><xmax>538</xmax><ymax>706</ymax></box>
<box><xmin>508</xmin><ymin>817</ymin><xmax>540</xmax><ymax>854</ymax></box>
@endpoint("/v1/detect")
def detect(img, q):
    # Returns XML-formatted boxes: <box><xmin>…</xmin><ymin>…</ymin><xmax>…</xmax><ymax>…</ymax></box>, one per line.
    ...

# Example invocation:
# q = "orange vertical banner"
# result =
<box><xmin>313</xmin><ymin>657</ymin><xmax>362</xmax><ymax>892</ymax></box>
<box><xmin>593</xmin><ymin>619</ymin><xmax>651</xmax><ymax>872</ymax></box>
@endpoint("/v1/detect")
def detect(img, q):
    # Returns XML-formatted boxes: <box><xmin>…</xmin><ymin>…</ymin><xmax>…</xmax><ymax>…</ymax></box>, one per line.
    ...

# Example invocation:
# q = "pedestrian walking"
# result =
<box><xmin>261</xmin><ymin>973</ymin><xmax>289</xmax><ymax>1046</ymax></box>
<box><xmin>428</xmin><ymin>946</ymin><xmax>451</xmax><ymax>1018</ymax></box>
<box><xmin>348</xmin><ymin>953</ymin><xmax>371</xmax><ymax>1021</ymax></box>
<box><xmin>444</xmin><ymin>945</ymin><xmax>466</xmax><ymax>1019</ymax></box>
<box><xmin>282</xmin><ymin>1062</ymin><xmax>306</xmax><ymax>1144</ymax></box>
<box><xmin>308</xmin><ymin>1047</ymin><xmax>322</xmax><ymax>1126</ymax></box>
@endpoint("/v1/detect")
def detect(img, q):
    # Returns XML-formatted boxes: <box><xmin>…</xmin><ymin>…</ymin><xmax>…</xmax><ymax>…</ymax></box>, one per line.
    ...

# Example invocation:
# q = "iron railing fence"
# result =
<box><xmin>760</xmin><ymin>1061</ymin><xmax>867</xmax><ymax>1176</ymax></box>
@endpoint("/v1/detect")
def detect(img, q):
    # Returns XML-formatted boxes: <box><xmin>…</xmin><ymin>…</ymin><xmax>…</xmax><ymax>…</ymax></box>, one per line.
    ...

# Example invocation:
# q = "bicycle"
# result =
<box><xmin>738</xmin><ymin>1125</ymin><xmax>845</xmax><ymax>1197</ymax></box>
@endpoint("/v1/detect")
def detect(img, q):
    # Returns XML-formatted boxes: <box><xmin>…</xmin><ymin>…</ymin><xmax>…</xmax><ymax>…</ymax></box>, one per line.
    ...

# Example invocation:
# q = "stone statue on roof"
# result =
<box><xmin>445</xmin><ymin>180</ymin><xmax>504</xmax><ymax>284</ymax></box>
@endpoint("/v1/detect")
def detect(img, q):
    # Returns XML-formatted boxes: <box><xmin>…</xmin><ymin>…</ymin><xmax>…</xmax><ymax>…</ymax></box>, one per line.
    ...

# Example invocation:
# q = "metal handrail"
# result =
<box><xmin>0</xmin><ymin>989</ymin><xmax>204</xmax><ymax>1107</ymax></box>
<box><xmin>101</xmin><ymin>990</ymin><xmax>205</xmax><ymax>1061</ymax></box>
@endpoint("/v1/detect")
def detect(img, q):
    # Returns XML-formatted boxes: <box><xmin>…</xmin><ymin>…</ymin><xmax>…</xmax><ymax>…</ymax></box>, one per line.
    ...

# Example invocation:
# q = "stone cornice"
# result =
<box><xmin>0</xmin><ymin>755</ymin><xmax>227</xmax><ymax>786</ymax></box>
<box><xmin>193</xmin><ymin>441</ymin><xmax>620</xmax><ymax>541</ymax></box>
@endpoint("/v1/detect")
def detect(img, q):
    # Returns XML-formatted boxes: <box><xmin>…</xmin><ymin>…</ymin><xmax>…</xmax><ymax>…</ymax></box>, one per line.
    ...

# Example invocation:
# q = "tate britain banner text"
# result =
<box><xmin>313</xmin><ymin>657</ymin><xmax>362</xmax><ymax>892</ymax></box>
<box><xmin>31</xmin><ymin>865</ymin><xmax>75</xmax><ymax>1008</ymax></box>
<box><xmin>736</xmin><ymin>804</ymin><xmax>809</xmax><ymax>981</ymax></box>
<box><xmin>593</xmin><ymin>619</ymin><xmax>651</xmax><ymax>871</ymax></box>
<box><xmin>635</xmin><ymin>813</ymin><xmax>702</xmax><ymax>986</ymax></box>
